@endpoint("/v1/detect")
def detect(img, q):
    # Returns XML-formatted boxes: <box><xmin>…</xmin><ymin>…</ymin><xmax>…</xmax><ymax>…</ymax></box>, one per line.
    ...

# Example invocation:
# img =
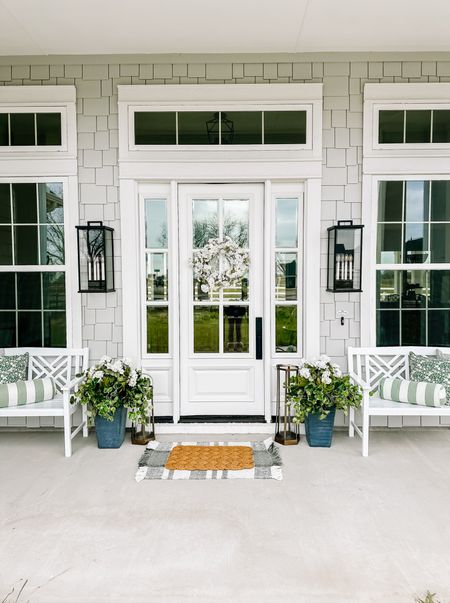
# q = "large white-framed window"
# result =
<box><xmin>362</xmin><ymin>84</ymin><xmax>450</xmax><ymax>347</ymax></box>
<box><xmin>0</xmin><ymin>86</ymin><xmax>80</xmax><ymax>348</ymax></box>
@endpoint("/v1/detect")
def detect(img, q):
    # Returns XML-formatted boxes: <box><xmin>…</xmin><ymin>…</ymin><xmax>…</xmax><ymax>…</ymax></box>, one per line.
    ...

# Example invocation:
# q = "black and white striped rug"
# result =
<box><xmin>135</xmin><ymin>437</ymin><xmax>282</xmax><ymax>481</ymax></box>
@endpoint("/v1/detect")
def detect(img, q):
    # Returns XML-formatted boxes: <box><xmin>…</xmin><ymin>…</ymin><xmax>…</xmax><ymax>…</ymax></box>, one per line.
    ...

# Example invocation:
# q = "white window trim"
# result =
<box><xmin>362</xmin><ymin>83</ymin><xmax>450</xmax><ymax>347</ymax></box>
<box><xmin>0</xmin><ymin>86</ymin><xmax>77</xmax><ymax>174</ymax></box>
<box><xmin>118</xmin><ymin>84</ymin><xmax>323</xmax><ymax>174</ymax></box>
<box><xmin>119</xmin><ymin>84</ymin><xmax>322</xmax><ymax>422</ymax></box>
<box><xmin>0</xmin><ymin>86</ymin><xmax>80</xmax><ymax>348</ymax></box>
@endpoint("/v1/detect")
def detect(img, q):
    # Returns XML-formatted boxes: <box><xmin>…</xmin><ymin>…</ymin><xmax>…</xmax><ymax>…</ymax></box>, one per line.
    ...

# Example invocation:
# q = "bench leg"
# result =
<box><xmin>64</xmin><ymin>412</ymin><xmax>72</xmax><ymax>458</ymax></box>
<box><xmin>362</xmin><ymin>396</ymin><xmax>369</xmax><ymax>457</ymax></box>
<box><xmin>82</xmin><ymin>405</ymin><xmax>88</xmax><ymax>437</ymax></box>
<box><xmin>348</xmin><ymin>407</ymin><xmax>355</xmax><ymax>437</ymax></box>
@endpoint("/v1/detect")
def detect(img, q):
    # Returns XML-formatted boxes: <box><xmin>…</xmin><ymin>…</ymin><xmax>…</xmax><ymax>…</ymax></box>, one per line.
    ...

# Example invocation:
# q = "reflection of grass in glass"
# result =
<box><xmin>276</xmin><ymin>305</ymin><xmax>297</xmax><ymax>352</ymax></box>
<box><xmin>194</xmin><ymin>306</ymin><xmax>219</xmax><ymax>352</ymax></box>
<box><xmin>147</xmin><ymin>306</ymin><xmax>169</xmax><ymax>353</ymax></box>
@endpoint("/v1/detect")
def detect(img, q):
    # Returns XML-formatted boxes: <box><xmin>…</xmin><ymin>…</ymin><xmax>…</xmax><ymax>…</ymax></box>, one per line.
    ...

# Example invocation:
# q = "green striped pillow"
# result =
<box><xmin>0</xmin><ymin>378</ymin><xmax>56</xmax><ymax>408</ymax></box>
<box><xmin>379</xmin><ymin>377</ymin><xmax>446</xmax><ymax>407</ymax></box>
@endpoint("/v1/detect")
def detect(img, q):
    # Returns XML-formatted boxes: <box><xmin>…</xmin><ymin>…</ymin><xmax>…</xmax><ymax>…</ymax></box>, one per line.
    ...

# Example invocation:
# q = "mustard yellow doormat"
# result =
<box><xmin>135</xmin><ymin>438</ymin><xmax>282</xmax><ymax>481</ymax></box>
<box><xmin>165</xmin><ymin>445</ymin><xmax>254</xmax><ymax>471</ymax></box>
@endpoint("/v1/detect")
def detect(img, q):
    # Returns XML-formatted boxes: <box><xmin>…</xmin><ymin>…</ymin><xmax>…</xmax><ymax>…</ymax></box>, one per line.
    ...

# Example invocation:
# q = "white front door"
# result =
<box><xmin>178</xmin><ymin>183</ymin><xmax>265</xmax><ymax>416</ymax></box>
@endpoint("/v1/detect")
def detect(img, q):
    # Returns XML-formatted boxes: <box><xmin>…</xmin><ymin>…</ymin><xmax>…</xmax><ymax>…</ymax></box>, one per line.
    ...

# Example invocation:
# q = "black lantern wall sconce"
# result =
<box><xmin>327</xmin><ymin>220</ymin><xmax>364</xmax><ymax>293</ymax></box>
<box><xmin>76</xmin><ymin>221</ymin><xmax>115</xmax><ymax>293</ymax></box>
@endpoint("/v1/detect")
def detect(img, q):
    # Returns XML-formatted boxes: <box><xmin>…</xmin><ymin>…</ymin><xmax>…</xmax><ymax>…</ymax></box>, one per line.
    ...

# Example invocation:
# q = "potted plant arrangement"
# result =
<box><xmin>287</xmin><ymin>355</ymin><xmax>362</xmax><ymax>447</ymax></box>
<box><xmin>71</xmin><ymin>356</ymin><xmax>153</xmax><ymax>449</ymax></box>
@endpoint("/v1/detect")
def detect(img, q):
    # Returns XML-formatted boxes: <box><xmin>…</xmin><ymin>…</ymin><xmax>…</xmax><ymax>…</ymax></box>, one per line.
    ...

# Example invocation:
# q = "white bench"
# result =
<box><xmin>348</xmin><ymin>346</ymin><xmax>450</xmax><ymax>456</ymax></box>
<box><xmin>0</xmin><ymin>347</ymin><xmax>89</xmax><ymax>457</ymax></box>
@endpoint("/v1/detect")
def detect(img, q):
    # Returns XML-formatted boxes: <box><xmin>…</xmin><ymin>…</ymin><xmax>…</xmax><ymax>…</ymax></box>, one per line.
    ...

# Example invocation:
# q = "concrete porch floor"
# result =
<box><xmin>1</xmin><ymin>429</ymin><xmax>450</xmax><ymax>603</ymax></box>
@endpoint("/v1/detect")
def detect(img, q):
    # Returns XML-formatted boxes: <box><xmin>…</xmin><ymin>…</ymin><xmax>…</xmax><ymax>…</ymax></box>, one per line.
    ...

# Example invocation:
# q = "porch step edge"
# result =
<box><xmin>155</xmin><ymin>422</ymin><xmax>275</xmax><ymax>435</ymax></box>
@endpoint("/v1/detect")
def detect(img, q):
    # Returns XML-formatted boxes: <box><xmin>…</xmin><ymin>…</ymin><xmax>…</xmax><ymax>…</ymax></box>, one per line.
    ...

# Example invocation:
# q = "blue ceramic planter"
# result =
<box><xmin>304</xmin><ymin>407</ymin><xmax>336</xmax><ymax>447</ymax></box>
<box><xmin>94</xmin><ymin>405</ymin><xmax>127</xmax><ymax>449</ymax></box>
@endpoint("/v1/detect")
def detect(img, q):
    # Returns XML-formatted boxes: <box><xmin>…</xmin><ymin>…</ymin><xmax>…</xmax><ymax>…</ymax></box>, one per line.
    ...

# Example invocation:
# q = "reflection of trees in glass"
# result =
<box><xmin>224</xmin><ymin>215</ymin><xmax>248</xmax><ymax>247</ymax></box>
<box><xmin>193</xmin><ymin>216</ymin><xmax>248</xmax><ymax>248</ymax></box>
<box><xmin>158</xmin><ymin>223</ymin><xmax>168</xmax><ymax>248</ymax></box>
<box><xmin>193</xmin><ymin>218</ymin><xmax>219</xmax><ymax>248</ymax></box>
<box><xmin>40</xmin><ymin>184</ymin><xmax>65</xmax><ymax>265</ymax></box>
<box><xmin>45</xmin><ymin>223</ymin><xmax>65</xmax><ymax>264</ymax></box>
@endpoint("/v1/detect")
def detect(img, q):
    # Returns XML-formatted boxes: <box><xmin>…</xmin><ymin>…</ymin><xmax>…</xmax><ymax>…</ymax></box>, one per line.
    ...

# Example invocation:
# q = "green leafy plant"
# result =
<box><xmin>287</xmin><ymin>355</ymin><xmax>362</xmax><ymax>423</ymax></box>
<box><xmin>416</xmin><ymin>593</ymin><xmax>441</xmax><ymax>603</ymax></box>
<box><xmin>71</xmin><ymin>356</ymin><xmax>153</xmax><ymax>424</ymax></box>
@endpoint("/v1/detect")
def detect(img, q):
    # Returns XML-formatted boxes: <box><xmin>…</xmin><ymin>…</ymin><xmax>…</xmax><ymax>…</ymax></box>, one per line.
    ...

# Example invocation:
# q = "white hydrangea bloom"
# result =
<box><xmin>100</xmin><ymin>355</ymin><xmax>112</xmax><ymax>364</ymax></box>
<box><xmin>315</xmin><ymin>360</ymin><xmax>328</xmax><ymax>370</ymax></box>
<box><xmin>321</xmin><ymin>370</ymin><xmax>332</xmax><ymax>385</ymax></box>
<box><xmin>128</xmin><ymin>369</ymin><xmax>138</xmax><ymax>387</ymax></box>
<box><xmin>93</xmin><ymin>370</ymin><xmax>104</xmax><ymax>380</ymax></box>
<box><xmin>110</xmin><ymin>360</ymin><xmax>124</xmax><ymax>374</ymax></box>
<box><xmin>331</xmin><ymin>363</ymin><xmax>342</xmax><ymax>377</ymax></box>
<box><xmin>299</xmin><ymin>367</ymin><xmax>311</xmax><ymax>380</ymax></box>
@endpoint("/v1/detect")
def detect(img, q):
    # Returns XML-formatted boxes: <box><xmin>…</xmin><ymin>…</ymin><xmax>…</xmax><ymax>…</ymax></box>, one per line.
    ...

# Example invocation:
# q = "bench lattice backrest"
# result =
<box><xmin>5</xmin><ymin>348</ymin><xmax>87</xmax><ymax>393</ymax></box>
<box><xmin>348</xmin><ymin>347</ymin><xmax>443</xmax><ymax>396</ymax></box>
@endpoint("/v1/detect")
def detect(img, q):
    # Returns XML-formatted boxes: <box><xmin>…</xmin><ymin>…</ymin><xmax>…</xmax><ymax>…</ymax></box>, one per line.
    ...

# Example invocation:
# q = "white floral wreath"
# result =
<box><xmin>191</xmin><ymin>236</ymin><xmax>250</xmax><ymax>293</ymax></box>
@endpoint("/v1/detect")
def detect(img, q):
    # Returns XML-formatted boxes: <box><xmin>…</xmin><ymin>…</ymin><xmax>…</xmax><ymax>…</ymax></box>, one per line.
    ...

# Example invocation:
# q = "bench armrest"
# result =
<box><xmin>61</xmin><ymin>375</ymin><xmax>84</xmax><ymax>393</ymax></box>
<box><xmin>348</xmin><ymin>371</ymin><xmax>372</xmax><ymax>392</ymax></box>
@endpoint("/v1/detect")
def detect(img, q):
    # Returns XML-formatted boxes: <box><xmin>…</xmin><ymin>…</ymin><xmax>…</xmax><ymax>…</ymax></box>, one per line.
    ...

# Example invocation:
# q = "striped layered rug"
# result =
<box><xmin>135</xmin><ymin>437</ymin><xmax>282</xmax><ymax>481</ymax></box>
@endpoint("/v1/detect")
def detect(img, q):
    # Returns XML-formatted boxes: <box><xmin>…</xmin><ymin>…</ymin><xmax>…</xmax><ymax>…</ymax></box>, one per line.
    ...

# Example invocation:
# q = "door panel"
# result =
<box><xmin>179</xmin><ymin>183</ymin><xmax>264</xmax><ymax>416</ymax></box>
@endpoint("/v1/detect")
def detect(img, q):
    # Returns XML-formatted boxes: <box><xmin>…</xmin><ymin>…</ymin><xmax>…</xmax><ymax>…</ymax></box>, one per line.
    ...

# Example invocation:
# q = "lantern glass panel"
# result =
<box><xmin>327</xmin><ymin>223</ymin><xmax>363</xmax><ymax>292</ymax></box>
<box><xmin>77</xmin><ymin>223</ymin><xmax>115</xmax><ymax>293</ymax></box>
<box><xmin>105</xmin><ymin>228</ymin><xmax>114</xmax><ymax>291</ymax></box>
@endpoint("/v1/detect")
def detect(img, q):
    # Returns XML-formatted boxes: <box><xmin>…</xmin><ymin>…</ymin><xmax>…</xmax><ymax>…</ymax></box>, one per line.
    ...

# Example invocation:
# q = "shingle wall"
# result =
<box><xmin>1</xmin><ymin>54</ymin><xmax>449</xmax><ymax>376</ymax></box>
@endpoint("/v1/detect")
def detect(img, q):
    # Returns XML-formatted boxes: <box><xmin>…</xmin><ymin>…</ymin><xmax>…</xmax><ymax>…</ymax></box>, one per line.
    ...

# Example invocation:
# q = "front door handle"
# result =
<box><xmin>256</xmin><ymin>317</ymin><xmax>263</xmax><ymax>360</ymax></box>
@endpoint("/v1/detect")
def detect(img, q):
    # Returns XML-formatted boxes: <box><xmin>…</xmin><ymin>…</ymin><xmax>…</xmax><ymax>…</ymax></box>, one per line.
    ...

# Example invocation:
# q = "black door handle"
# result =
<box><xmin>256</xmin><ymin>317</ymin><xmax>263</xmax><ymax>360</ymax></box>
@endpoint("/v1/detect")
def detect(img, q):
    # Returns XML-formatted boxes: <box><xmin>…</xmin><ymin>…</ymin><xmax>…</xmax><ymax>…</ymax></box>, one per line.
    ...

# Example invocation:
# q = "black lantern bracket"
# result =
<box><xmin>76</xmin><ymin>221</ymin><xmax>116</xmax><ymax>293</ymax></box>
<box><xmin>327</xmin><ymin>220</ymin><xmax>364</xmax><ymax>293</ymax></box>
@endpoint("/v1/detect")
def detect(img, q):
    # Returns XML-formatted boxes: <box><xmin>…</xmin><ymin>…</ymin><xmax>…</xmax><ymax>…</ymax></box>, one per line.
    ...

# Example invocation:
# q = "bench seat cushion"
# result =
<box><xmin>0</xmin><ymin>394</ymin><xmax>78</xmax><ymax>417</ymax></box>
<box><xmin>368</xmin><ymin>395</ymin><xmax>450</xmax><ymax>416</ymax></box>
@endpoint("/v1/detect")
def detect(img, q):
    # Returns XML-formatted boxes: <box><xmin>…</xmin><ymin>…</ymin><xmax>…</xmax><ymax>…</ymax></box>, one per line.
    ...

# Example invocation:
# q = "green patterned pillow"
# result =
<box><xmin>0</xmin><ymin>353</ymin><xmax>29</xmax><ymax>384</ymax></box>
<box><xmin>409</xmin><ymin>352</ymin><xmax>450</xmax><ymax>405</ymax></box>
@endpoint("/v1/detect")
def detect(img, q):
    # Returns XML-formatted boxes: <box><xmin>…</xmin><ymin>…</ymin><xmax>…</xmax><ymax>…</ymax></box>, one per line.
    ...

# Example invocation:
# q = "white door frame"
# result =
<box><xmin>118</xmin><ymin>84</ymin><xmax>323</xmax><ymax>422</ymax></box>
<box><xmin>178</xmin><ymin>183</ymin><xmax>265</xmax><ymax>416</ymax></box>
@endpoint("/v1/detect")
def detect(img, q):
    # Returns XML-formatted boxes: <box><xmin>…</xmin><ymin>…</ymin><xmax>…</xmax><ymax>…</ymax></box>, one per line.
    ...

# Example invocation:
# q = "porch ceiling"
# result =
<box><xmin>0</xmin><ymin>0</ymin><xmax>450</xmax><ymax>56</ymax></box>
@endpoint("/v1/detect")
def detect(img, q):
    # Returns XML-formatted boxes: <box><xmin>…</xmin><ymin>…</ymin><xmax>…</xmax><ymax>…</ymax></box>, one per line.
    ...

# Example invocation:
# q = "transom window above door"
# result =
<box><xmin>133</xmin><ymin>110</ymin><xmax>307</xmax><ymax>146</ymax></box>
